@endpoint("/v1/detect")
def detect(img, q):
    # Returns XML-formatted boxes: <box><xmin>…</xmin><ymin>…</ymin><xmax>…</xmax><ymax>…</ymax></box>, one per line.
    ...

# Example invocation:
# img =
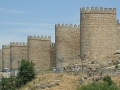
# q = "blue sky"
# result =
<box><xmin>0</xmin><ymin>0</ymin><xmax>120</xmax><ymax>49</ymax></box>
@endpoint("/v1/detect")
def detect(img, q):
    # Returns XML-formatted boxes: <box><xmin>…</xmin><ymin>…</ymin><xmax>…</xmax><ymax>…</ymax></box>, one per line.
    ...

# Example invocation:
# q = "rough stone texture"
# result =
<box><xmin>80</xmin><ymin>7</ymin><xmax>117</xmax><ymax>61</ymax></box>
<box><xmin>10</xmin><ymin>42</ymin><xmax>28</xmax><ymax>69</ymax></box>
<box><xmin>0</xmin><ymin>49</ymin><xmax>2</xmax><ymax>70</ymax></box>
<box><xmin>27</xmin><ymin>36</ymin><xmax>51</xmax><ymax>70</ymax></box>
<box><xmin>2</xmin><ymin>45</ymin><xmax>10</xmax><ymax>69</ymax></box>
<box><xmin>55</xmin><ymin>24</ymin><xmax>80</xmax><ymax>68</ymax></box>
<box><xmin>117</xmin><ymin>20</ymin><xmax>120</xmax><ymax>50</ymax></box>
<box><xmin>50</xmin><ymin>43</ymin><xmax>56</xmax><ymax>67</ymax></box>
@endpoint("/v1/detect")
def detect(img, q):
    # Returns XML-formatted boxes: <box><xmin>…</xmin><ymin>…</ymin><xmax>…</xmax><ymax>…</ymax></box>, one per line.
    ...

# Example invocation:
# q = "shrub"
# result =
<box><xmin>103</xmin><ymin>75</ymin><xmax>114</xmax><ymax>86</ymax></box>
<box><xmin>16</xmin><ymin>59</ymin><xmax>35</xmax><ymax>87</ymax></box>
<box><xmin>0</xmin><ymin>76</ymin><xmax>16</xmax><ymax>90</ymax></box>
<box><xmin>77</xmin><ymin>76</ymin><xmax>120</xmax><ymax>90</ymax></box>
<box><xmin>77</xmin><ymin>82</ymin><xmax>120</xmax><ymax>90</ymax></box>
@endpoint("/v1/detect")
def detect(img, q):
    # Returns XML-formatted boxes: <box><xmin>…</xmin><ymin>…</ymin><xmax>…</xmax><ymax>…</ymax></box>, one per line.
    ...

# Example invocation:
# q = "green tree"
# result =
<box><xmin>16</xmin><ymin>59</ymin><xmax>35</xmax><ymax>87</ymax></box>
<box><xmin>0</xmin><ymin>76</ymin><xmax>16</xmax><ymax>90</ymax></box>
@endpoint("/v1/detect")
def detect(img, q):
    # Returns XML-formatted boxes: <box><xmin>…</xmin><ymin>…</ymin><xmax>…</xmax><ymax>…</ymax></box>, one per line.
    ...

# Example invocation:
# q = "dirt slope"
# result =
<box><xmin>18</xmin><ymin>72</ymin><xmax>83</xmax><ymax>90</ymax></box>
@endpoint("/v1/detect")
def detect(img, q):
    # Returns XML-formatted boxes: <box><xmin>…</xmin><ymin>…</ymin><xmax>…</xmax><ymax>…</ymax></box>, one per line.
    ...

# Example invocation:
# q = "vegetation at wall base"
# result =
<box><xmin>0</xmin><ymin>76</ymin><xmax>16</xmax><ymax>90</ymax></box>
<box><xmin>77</xmin><ymin>82</ymin><xmax>120</xmax><ymax>90</ymax></box>
<box><xmin>0</xmin><ymin>59</ymin><xmax>35</xmax><ymax>89</ymax></box>
<box><xmin>16</xmin><ymin>59</ymin><xmax>35</xmax><ymax>88</ymax></box>
<box><xmin>77</xmin><ymin>75</ymin><xmax>120</xmax><ymax>90</ymax></box>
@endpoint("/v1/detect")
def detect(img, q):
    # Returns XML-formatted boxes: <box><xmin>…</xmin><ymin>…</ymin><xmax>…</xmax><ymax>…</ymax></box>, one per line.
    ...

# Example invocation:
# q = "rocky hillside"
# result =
<box><xmin>17</xmin><ymin>72</ymin><xmax>83</xmax><ymax>90</ymax></box>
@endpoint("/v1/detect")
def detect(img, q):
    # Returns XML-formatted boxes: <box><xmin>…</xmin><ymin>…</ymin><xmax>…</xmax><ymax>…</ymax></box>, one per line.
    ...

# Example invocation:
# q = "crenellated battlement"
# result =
<box><xmin>80</xmin><ymin>7</ymin><xmax>116</xmax><ymax>14</ymax></box>
<box><xmin>117</xmin><ymin>20</ymin><xmax>120</xmax><ymax>25</ymax></box>
<box><xmin>2</xmin><ymin>45</ymin><xmax>10</xmax><ymax>49</ymax></box>
<box><xmin>28</xmin><ymin>35</ymin><xmax>51</xmax><ymax>40</ymax></box>
<box><xmin>55</xmin><ymin>24</ymin><xmax>80</xmax><ymax>29</ymax></box>
<box><xmin>10</xmin><ymin>42</ymin><xmax>28</xmax><ymax>46</ymax></box>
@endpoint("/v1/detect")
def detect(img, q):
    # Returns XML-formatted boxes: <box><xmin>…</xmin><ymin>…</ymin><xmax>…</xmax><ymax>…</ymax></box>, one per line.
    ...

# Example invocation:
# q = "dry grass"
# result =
<box><xmin>17</xmin><ymin>72</ymin><xmax>84</xmax><ymax>90</ymax></box>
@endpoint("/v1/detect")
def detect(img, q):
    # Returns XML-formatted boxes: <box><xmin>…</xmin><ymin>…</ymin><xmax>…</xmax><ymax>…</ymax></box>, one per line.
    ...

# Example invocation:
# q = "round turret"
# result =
<box><xmin>80</xmin><ymin>7</ymin><xmax>117</xmax><ymax>61</ymax></box>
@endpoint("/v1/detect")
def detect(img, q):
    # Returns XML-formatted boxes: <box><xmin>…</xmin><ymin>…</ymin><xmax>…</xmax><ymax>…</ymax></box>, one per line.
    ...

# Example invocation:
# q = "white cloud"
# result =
<box><xmin>0</xmin><ymin>7</ymin><xmax>26</xmax><ymax>13</ymax></box>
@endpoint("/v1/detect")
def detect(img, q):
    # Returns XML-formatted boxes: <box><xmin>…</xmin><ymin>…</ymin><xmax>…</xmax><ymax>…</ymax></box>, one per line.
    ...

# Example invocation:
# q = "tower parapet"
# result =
<box><xmin>55</xmin><ymin>24</ymin><xmax>80</xmax><ymax>29</ymax></box>
<box><xmin>28</xmin><ymin>35</ymin><xmax>51</xmax><ymax>40</ymax></box>
<box><xmin>2</xmin><ymin>45</ymin><xmax>10</xmax><ymax>49</ymax></box>
<box><xmin>10</xmin><ymin>42</ymin><xmax>27</xmax><ymax>47</ymax></box>
<box><xmin>80</xmin><ymin>7</ymin><xmax>116</xmax><ymax>14</ymax></box>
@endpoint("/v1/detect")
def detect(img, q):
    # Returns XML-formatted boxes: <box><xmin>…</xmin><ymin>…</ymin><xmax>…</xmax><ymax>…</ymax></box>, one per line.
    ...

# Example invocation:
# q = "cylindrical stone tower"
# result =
<box><xmin>80</xmin><ymin>7</ymin><xmax>117</xmax><ymax>61</ymax></box>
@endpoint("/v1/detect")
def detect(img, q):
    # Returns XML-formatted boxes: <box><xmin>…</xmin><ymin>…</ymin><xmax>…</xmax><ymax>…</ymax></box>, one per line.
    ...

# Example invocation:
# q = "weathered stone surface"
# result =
<box><xmin>80</xmin><ymin>7</ymin><xmax>117</xmax><ymax>62</ymax></box>
<box><xmin>2</xmin><ymin>45</ymin><xmax>10</xmax><ymax>69</ymax></box>
<box><xmin>10</xmin><ymin>42</ymin><xmax>28</xmax><ymax>69</ymax></box>
<box><xmin>55</xmin><ymin>24</ymin><xmax>80</xmax><ymax>68</ymax></box>
<box><xmin>27</xmin><ymin>36</ymin><xmax>51</xmax><ymax>70</ymax></box>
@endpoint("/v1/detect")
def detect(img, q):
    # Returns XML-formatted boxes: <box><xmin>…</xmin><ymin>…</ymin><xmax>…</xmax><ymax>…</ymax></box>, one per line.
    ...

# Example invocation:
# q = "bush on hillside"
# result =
<box><xmin>77</xmin><ymin>81</ymin><xmax>120</xmax><ymax>90</ymax></box>
<box><xmin>16</xmin><ymin>59</ymin><xmax>35</xmax><ymax>87</ymax></box>
<box><xmin>77</xmin><ymin>75</ymin><xmax>120</xmax><ymax>90</ymax></box>
<box><xmin>0</xmin><ymin>76</ymin><xmax>16</xmax><ymax>90</ymax></box>
<box><xmin>103</xmin><ymin>75</ymin><xmax>114</xmax><ymax>86</ymax></box>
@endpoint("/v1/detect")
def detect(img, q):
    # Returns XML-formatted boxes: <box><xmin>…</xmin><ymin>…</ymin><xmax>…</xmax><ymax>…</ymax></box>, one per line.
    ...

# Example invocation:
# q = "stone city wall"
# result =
<box><xmin>55</xmin><ymin>24</ymin><xmax>80</xmax><ymax>68</ymax></box>
<box><xmin>80</xmin><ymin>7</ymin><xmax>117</xmax><ymax>61</ymax></box>
<box><xmin>27</xmin><ymin>36</ymin><xmax>51</xmax><ymax>70</ymax></box>
<box><xmin>10</xmin><ymin>42</ymin><xmax>28</xmax><ymax>69</ymax></box>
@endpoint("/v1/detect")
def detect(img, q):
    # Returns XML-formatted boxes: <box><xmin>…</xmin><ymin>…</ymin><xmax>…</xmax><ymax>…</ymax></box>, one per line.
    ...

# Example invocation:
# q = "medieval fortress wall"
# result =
<box><xmin>55</xmin><ymin>24</ymin><xmax>80</xmax><ymax>68</ymax></box>
<box><xmin>27</xmin><ymin>36</ymin><xmax>51</xmax><ymax>70</ymax></box>
<box><xmin>10</xmin><ymin>42</ymin><xmax>28</xmax><ymax>69</ymax></box>
<box><xmin>2</xmin><ymin>45</ymin><xmax>10</xmax><ymax>69</ymax></box>
<box><xmin>50</xmin><ymin>43</ymin><xmax>56</xmax><ymax>67</ymax></box>
<box><xmin>0</xmin><ymin>49</ymin><xmax>2</xmax><ymax>69</ymax></box>
<box><xmin>80</xmin><ymin>7</ymin><xmax>117</xmax><ymax>61</ymax></box>
<box><xmin>0</xmin><ymin>7</ymin><xmax>120</xmax><ymax>70</ymax></box>
<box><xmin>117</xmin><ymin>20</ymin><xmax>120</xmax><ymax>50</ymax></box>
